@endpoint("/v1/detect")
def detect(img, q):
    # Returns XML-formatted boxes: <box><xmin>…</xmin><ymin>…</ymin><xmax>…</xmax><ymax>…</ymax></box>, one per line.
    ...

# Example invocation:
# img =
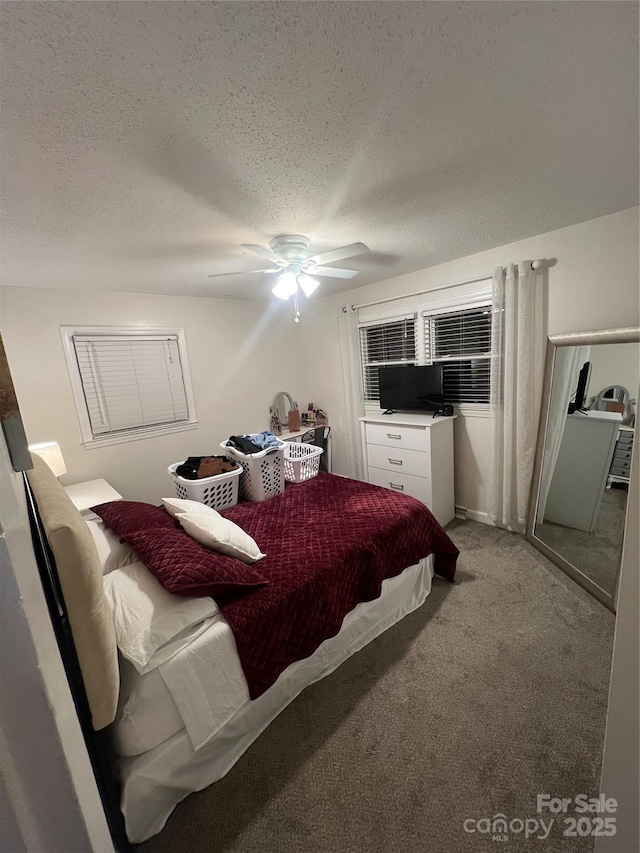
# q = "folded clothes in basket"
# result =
<box><xmin>176</xmin><ymin>455</ymin><xmax>239</xmax><ymax>480</ymax></box>
<box><xmin>226</xmin><ymin>432</ymin><xmax>281</xmax><ymax>454</ymax></box>
<box><xmin>249</xmin><ymin>432</ymin><xmax>281</xmax><ymax>450</ymax></box>
<box><xmin>226</xmin><ymin>435</ymin><xmax>261</xmax><ymax>454</ymax></box>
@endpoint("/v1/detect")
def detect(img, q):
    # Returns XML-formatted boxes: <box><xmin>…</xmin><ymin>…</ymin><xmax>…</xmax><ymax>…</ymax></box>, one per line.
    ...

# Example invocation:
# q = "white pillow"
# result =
<box><xmin>179</xmin><ymin>512</ymin><xmax>265</xmax><ymax>564</ymax></box>
<box><xmin>103</xmin><ymin>562</ymin><xmax>218</xmax><ymax>674</ymax></box>
<box><xmin>162</xmin><ymin>497</ymin><xmax>220</xmax><ymax>519</ymax></box>
<box><xmin>85</xmin><ymin>518</ymin><xmax>136</xmax><ymax>575</ymax></box>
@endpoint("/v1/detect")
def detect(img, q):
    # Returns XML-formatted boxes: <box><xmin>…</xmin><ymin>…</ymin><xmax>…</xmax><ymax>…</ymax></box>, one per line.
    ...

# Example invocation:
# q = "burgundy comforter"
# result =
<box><xmin>220</xmin><ymin>473</ymin><xmax>458</xmax><ymax>699</ymax></box>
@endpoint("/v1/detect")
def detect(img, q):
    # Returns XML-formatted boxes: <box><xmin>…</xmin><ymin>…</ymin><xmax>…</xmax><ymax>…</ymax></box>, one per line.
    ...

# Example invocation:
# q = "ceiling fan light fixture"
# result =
<box><xmin>236</xmin><ymin>236</ymin><xmax>370</xmax><ymax>317</ymax></box>
<box><xmin>272</xmin><ymin>271</ymin><xmax>297</xmax><ymax>300</ymax></box>
<box><xmin>298</xmin><ymin>274</ymin><xmax>320</xmax><ymax>297</ymax></box>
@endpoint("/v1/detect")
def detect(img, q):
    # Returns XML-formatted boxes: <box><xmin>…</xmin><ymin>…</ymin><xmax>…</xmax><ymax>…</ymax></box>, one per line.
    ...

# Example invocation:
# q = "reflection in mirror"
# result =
<box><xmin>591</xmin><ymin>385</ymin><xmax>631</xmax><ymax>419</ymax></box>
<box><xmin>532</xmin><ymin>338</ymin><xmax>638</xmax><ymax>604</ymax></box>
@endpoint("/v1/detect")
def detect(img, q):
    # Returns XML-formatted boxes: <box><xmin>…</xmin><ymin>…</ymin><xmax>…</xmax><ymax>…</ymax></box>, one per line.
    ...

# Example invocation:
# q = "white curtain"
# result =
<box><xmin>337</xmin><ymin>306</ymin><xmax>365</xmax><ymax>480</ymax></box>
<box><xmin>488</xmin><ymin>263</ymin><xmax>544</xmax><ymax>532</ymax></box>
<box><xmin>536</xmin><ymin>345</ymin><xmax>591</xmax><ymax>524</ymax></box>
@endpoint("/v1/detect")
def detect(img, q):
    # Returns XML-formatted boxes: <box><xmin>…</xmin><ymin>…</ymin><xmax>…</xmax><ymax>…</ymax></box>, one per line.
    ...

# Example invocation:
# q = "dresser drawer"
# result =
<box><xmin>366</xmin><ymin>443</ymin><xmax>429</xmax><ymax>478</ymax></box>
<box><xmin>617</xmin><ymin>434</ymin><xmax>634</xmax><ymax>448</ymax></box>
<box><xmin>610</xmin><ymin>464</ymin><xmax>631</xmax><ymax>478</ymax></box>
<box><xmin>368</xmin><ymin>466</ymin><xmax>430</xmax><ymax>504</ymax></box>
<box><xmin>613</xmin><ymin>448</ymin><xmax>633</xmax><ymax>463</ymax></box>
<box><xmin>365</xmin><ymin>422</ymin><xmax>429</xmax><ymax>452</ymax></box>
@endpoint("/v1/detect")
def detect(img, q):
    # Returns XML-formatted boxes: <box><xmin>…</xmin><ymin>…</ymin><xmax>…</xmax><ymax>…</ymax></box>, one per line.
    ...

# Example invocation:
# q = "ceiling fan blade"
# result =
<box><xmin>310</xmin><ymin>266</ymin><xmax>359</xmax><ymax>279</ymax></box>
<box><xmin>207</xmin><ymin>268</ymin><xmax>278</xmax><ymax>278</ymax></box>
<box><xmin>241</xmin><ymin>244</ymin><xmax>282</xmax><ymax>263</ymax></box>
<box><xmin>308</xmin><ymin>242</ymin><xmax>370</xmax><ymax>267</ymax></box>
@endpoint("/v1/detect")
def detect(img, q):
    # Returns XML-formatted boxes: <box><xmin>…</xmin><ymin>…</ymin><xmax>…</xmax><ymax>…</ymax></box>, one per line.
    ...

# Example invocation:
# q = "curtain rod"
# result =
<box><xmin>349</xmin><ymin>260</ymin><xmax>545</xmax><ymax>311</ymax></box>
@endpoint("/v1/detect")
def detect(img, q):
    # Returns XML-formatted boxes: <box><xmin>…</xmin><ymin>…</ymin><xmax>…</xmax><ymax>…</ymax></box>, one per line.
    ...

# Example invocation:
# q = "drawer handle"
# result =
<box><xmin>388</xmin><ymin>459</ymin><xmax>403</xmax><ymax>465</ymax></box>
<box><xmin>389</xmin><ymin>483</ymin><xmax>404</xmax><ymax>491</ymax></box>
<box><xmin>387</xmin><ymin>433</ymin><xmax>402</xmax><ymax>440</ymax></box>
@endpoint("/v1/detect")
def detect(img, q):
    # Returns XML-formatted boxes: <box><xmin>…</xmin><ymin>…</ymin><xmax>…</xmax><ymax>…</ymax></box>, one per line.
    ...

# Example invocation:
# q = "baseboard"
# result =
<box><xmin>468</xmin><ymin>509</ymin><xmax>493</xmax><ymax>525</ymax></box>
<box><xmin>455</xmin><ymin>506</ymin><xmax>494</xmax><ymax>526</ymax></box>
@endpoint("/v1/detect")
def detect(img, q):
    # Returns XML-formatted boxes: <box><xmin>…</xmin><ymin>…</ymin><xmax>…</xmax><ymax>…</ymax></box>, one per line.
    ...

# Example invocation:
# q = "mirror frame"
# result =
<box><xmin>273</xmin><ymin>391</ymin><xmax>294</xmax><ymax>428</ymax></box>
<box><xmin>526</xmin><ymin>326</ymin><xmax>640</xmax><ymax>612</ymax></box>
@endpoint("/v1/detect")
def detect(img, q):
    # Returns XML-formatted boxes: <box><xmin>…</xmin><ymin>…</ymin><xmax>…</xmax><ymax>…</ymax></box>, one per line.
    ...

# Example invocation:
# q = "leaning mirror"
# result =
<box><xmin>527</xmin><ymin>327</ymin><xmax>639</xmax><ymax>611</ymax></box>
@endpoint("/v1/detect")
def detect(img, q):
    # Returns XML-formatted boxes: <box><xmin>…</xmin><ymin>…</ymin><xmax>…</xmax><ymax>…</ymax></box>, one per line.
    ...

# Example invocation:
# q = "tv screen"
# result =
<box><xmin>379</xmin><ymin>365</ymin><xmax>444</xmax><ymax>412</ymax></box>
<box><xmin>568</xmin><ymin>361</ymin><xmax>592</xmax><ymax>414</ymax></box>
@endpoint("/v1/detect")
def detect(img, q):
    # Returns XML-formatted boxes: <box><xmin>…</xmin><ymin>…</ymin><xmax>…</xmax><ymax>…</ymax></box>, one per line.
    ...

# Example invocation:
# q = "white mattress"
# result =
<box><xmin>120</xmin><ymin>555</ymin><xmax>434</xmax><ymax>843</ymax></box>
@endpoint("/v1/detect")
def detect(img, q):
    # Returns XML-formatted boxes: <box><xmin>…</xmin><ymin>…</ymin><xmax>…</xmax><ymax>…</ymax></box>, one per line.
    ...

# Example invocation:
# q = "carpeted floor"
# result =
<box><xmin>138</xmin><ymin>521</ymin><xmax>615</xmax><ymax>853</ymax></box>
<box><xmin>536</xmin><ymin>486</ymin><xmax>627</xmax><ymax>595</ymax></box>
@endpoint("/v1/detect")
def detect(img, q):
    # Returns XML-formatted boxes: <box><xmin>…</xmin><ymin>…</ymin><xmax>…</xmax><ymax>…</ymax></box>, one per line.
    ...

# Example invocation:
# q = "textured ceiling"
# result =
<box><xmin>1</xmin><ymin>1</ymin><xmax>638</xmax><ymax>300</ymax></box>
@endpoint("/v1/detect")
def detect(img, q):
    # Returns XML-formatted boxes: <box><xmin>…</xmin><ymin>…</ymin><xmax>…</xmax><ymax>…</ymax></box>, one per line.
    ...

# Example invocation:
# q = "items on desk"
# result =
<box><xmin>288</xmin><ymin>404</ymin><xmax>301</xmax><ymax>432</ymax></box>
<box><xmin>269</xmin><ymin>406</ymin><xmax>282</xmax><ymax>436</ymax></box>
<box><xmin>301</xmin><ymin>406</ymin><xmax>328</xmax><ymax>427</ymax></box>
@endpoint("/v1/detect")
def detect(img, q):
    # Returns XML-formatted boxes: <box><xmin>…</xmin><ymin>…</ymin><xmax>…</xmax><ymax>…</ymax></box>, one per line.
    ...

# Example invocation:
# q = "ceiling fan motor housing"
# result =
<box><xmin>269</xmin><ymin>234</ymin><xmax>311</xmax><ymax>263</ymax></box>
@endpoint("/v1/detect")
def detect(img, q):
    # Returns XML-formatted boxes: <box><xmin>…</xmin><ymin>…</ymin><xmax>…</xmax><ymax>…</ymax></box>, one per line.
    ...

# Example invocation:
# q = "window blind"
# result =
<box><xmin>359</xmin><ymin>316</ymin><xmax>417</xmax><ymax>402</ymax></box>
<box><xmin>72</xmin><ymin>335</ymin><xmax>190</xmax><ymax>437</ymax></box>
<box><xmin>423</xmin><ymin>305</ymin><xmax>492</xmax><ymax>404</ymax></box>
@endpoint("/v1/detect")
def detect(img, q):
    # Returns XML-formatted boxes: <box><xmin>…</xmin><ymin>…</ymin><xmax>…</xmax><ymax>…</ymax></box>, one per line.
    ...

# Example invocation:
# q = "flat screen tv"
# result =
<box><xmin>567</xmin><ymin>361</ymin><xmax>592</xmax><ymax>414</ymax></box>
<box><xmin>379</xmin><ymin>365</ymin><xmax>444</xmax><ymax>412</ymax></box>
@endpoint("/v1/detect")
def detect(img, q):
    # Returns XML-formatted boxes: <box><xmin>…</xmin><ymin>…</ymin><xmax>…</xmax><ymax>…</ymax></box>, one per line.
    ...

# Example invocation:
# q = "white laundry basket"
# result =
<box><xmin>167</xmin><ymin>463</ymin><xmax>241</xmax><ymax>511</ymax></box>
<box><xmin>220</xmin><ymin>437</ymin><xmax>287</xmax><ymax>502</ymax></box>
<box><xmin>283</xmin><ymin>441</ymin><xmax>323</xmax><ymax>483</ymax></box>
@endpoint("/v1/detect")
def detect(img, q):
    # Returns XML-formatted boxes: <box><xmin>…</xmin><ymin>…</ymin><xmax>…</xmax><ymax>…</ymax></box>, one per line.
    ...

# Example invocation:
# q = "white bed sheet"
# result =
<box><xmin>116</xmin><ymin>660</ymin><xmax>183</xmax><ymax>757</ymax></box>
<box><xmin>159</xmin><ymin>611</ymin><xmax>249</xmax><ymax>750</ymax></box>
<box><xmin>120</xmin><ymin>555</ymin><xmax>434</xmax><ymax>843</ymax></box>
<box><xmin>115</xmin><ymin>610</ymin><xmax>246</xmax><ymax>756</ymax></box>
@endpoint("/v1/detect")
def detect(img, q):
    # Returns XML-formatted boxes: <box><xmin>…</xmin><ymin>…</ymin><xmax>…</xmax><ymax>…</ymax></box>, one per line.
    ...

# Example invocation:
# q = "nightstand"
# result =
<box><xmin>64</xmin><ymin>478</ymin><xmax>123</xmax><ymax>515</ymax></box>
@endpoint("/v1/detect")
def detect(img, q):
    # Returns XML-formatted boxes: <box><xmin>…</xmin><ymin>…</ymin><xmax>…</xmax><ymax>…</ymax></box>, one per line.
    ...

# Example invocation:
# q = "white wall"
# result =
<box><xmin>0</xmin><ymin>288</ymin><xmax>309</xmax><ymax>503</ymax></box>
<box><xmin>298</xmin><ymin>207</ymin><xmax>639</xmax><ymax>516</ymax></box>
<box><xmin>588</xmin><ymin>343</ymin><xmax>640</xmax><ymax>406</ymax></box>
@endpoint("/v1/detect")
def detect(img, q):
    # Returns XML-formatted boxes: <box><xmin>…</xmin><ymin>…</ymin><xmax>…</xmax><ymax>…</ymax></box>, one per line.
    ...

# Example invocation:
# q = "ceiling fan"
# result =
<box><xmin>208</xmin><ymin>234</ymin><xmax>370</xmax><ymax>321</ymax></box>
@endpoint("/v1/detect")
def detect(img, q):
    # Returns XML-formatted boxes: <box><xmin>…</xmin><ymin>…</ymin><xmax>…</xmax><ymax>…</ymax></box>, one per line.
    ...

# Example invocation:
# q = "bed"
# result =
<box><xmin>25</xmin><ymin>458</ymin><xmax>458</xmax><ymax>845</ymax></box>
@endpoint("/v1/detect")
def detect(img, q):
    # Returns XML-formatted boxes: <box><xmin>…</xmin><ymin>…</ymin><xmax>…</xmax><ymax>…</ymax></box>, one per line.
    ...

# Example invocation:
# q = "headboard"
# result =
<box><xmin>26</xmin><ymin>455</ymin><xmax>119</xmax><ymax>730</ymax></box>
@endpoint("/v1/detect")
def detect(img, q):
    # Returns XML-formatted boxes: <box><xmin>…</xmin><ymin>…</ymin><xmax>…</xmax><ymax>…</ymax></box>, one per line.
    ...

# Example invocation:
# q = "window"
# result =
<box><xmin>358</xmin><ymin>303</ymin><xmax>492</xmax><ymax>408</ymax></box>
<box><xmin>61</xmin><ymin>327</ymin><xmax>197</xmax><ymax>446</ymax></box>
<box><xmin>359</xmin><ymin>316</ymin><xmax>417</xmax><ymax>402</ymax></box>
<box><xmin>423</xmin><ymin>305</ymin><xmax>492</xmax><ymax>404</ymax></box>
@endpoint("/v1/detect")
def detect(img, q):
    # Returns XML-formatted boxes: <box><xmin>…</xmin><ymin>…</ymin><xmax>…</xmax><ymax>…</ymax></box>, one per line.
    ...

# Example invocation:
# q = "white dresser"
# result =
<box><xmin>359</xmin><ymin>413</ymin><xmax>456</xmax><ymax>526</ymax></box>
<box><xmin>608</xmin><ymin>424</ymin><xmax>635</xmax><ymax>487</ymax></box>
<box><xmin>544</xmin><ymin>411</ymin><xmax>621</xmax><ymax>533</ymax></box>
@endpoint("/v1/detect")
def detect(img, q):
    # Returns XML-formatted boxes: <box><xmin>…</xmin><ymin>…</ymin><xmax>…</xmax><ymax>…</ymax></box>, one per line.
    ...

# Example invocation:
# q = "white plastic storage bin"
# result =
<box><xmin>220</xmin><ymin>437</ymin><xmax>287</xmax><ymax>502</ymax></box>
<box><xmin>167</xmin><ymin>463</ymin><xmax>241</xmax><ymax>512</ymax></box>
<box><xmin>283</xmin><ymin>441</ymin><xmax>323</xmax><ymax>484</ymax></box>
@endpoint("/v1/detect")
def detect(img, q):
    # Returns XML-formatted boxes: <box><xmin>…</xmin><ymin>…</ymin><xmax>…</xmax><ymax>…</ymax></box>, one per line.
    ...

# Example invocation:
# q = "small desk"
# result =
<box><xmin>64</xmin><ymin>478</ymin><xmax>123</xmax><ymax>515</ymax></box>
<box><xmin>280</xmin><ymin>425</ymin><xmax>328</xmax><ymax>441</ymax></box>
